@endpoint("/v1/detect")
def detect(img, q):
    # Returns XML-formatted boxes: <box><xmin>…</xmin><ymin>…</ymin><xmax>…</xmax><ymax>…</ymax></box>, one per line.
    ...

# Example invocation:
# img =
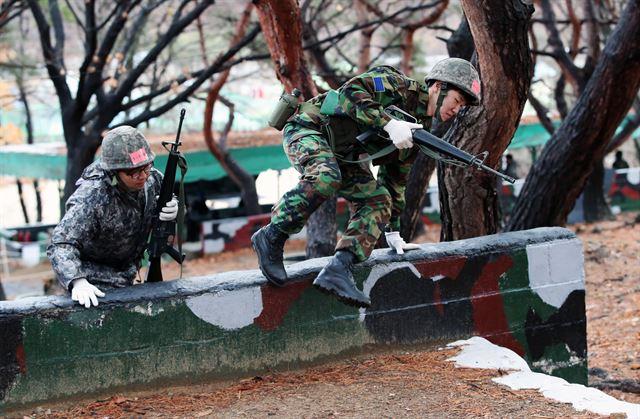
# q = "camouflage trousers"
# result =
<box><xmin>270</xmin><ymin>123</ymin><xmax>392</xmax><ymax>262</ymax></box>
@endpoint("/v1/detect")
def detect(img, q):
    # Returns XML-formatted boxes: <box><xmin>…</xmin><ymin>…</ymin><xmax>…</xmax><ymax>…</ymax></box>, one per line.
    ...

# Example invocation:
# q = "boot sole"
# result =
<box><xmin>251</xmin><ymin>234</ymin><xmax>286</xmax><ymax>287</ymax></box>
<box><xmin>313</xmin><ymin>280</ymin><xmax>371</xmax><ymax>309</ymax></box>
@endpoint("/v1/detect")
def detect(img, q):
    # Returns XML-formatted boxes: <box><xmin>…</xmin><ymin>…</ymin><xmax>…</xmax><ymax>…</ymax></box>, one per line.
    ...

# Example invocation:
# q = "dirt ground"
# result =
<box><xmin>16</xmin><ymin>348</ymin><xmax>605</xmax><ymax>419</ymax></box>
<box><xmin>3</xmin><ymin>212</ymin><xmax>639</xmax><ymax>418</ymax></box>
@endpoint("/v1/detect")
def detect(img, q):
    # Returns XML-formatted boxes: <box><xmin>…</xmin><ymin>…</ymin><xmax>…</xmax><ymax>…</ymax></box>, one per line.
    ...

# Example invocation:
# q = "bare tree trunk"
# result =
<box><xmin>17</xmin><ymin>75</ymin><xmax>42</xmax><ymax>222</ymax></box>
<box><xmin>446</xmin><ymin>17</ymin><xmax>474</xmax><ymax>60</ymax></box>
<box><xmin>355</xmin><ymin>0</ymin><xmax>375</xmax><ymax>73</ymax></box>
<box><xmin>400</xmin><ymin>120</ymin><xmax>451</xmax><ymax>241</ymax></box>
<box><xmin>439</xmin><ymin>0</ymin><xmax>533</xmax><ymax>241</ymax></box>
<box><xmin>62</xmin><ymin>136</ymin><xmax>100</xmax><ymax>207</ymax></box>
<box><xmin>583</xmin><ymin>159</ymin><xmax>613</xmax><ymax>223</ymax></box>
<box><xmin>255</xmin><ymin>0</ymin><xmax>335</xmax><ymax>258</ymax></box>
<box><xmin>306</xmin><ymin>199</ymin><xmax>337</xmax><ymax>257</ymax></box>
<box><xmin>400</xmin><ymin>28</ymin><xmax>416</xmax><ymax>75</ymax></box>
<box><xmin>507</xmin><ymin>0</ymin><xmax>640</xmax><ymax>230</ymax></box>
<box><xmin>202</xmin><ymin>3</ymin><xmax>261</xmax><ymax>215</ymax></box>
<box><xmin>400</xmin><ymin>156</ymin><xmax>437</xmax><ymax>241</ymax></box>
<box><xmin>254</xmin><ymin>0</ymin><xmax>318</xmax><ymax>99</ymax></box>
<box><xmin>16</xmin><ymin>179</ymin><xmax>30</xmax><ymax>224</ymax></box>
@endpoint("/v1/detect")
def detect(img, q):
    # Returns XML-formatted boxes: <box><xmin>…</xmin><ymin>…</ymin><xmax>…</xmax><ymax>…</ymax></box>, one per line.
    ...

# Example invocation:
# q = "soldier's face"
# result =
<box><xmin>117</xmin><ymin>164</ymin><xmax>151</xmax><ymax>190</ymax></box>
<box><xmin>439</xmin><ymin>89</ymin><xmax>467</xmax><ymax>121</ymax></box>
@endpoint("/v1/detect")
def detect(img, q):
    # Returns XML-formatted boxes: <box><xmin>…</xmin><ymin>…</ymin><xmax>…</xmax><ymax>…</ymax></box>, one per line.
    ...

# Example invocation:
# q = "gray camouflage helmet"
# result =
<box><xmin>100</xmin><ymin>126</ymin><xmax>155</xmax><ymax>171</ymax></box>
<box><xmin>425</xmin><ymin>58</ymin><xmax>481</xmax><ymax>105</ymax></box>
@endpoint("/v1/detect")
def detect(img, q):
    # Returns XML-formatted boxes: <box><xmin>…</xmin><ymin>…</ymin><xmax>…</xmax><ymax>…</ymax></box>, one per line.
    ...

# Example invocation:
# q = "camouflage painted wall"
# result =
<box><xmin>0</xmin><ymin>227</ymin><xmax>586</xmax><ymax>411</ymax></box>
<box><xmin>608</xmin><ymin>168</ymin><xmax>640</xmax><ymax>212</ymax></box>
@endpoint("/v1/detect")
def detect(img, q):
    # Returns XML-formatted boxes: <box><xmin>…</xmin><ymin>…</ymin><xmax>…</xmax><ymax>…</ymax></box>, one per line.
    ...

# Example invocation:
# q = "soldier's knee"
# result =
<box><xmin>314</xmin><ymin>164</ymin><xmax>342</xmax><ymax>197</ymax></box>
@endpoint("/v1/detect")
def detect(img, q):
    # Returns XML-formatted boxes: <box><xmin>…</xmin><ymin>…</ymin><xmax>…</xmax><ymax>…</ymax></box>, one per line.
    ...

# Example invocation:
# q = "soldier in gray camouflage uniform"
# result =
<box><xmin>252</xmin><ymin>58</ymin><xmax>482</xmax><ymax>308</ymax></box>
<box><xmin>47</xmin><ymin>126</ymin><xmax>179</xmax><ymax>308</ymax></box>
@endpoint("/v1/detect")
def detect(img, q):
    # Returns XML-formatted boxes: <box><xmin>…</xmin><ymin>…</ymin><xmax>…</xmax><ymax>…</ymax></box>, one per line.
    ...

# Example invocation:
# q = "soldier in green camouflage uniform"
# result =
<box><xmin>252</xmin><ymin>58</ymin><xmax>481</xmax><ymax>308</ymax></box>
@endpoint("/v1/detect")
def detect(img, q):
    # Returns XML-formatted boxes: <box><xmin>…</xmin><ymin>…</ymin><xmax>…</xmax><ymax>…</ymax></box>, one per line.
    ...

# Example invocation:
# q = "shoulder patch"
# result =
<box><xmin>373</xmin><ymin>76</ymin><xmax>385</xmax><ymax>92</ymax></box>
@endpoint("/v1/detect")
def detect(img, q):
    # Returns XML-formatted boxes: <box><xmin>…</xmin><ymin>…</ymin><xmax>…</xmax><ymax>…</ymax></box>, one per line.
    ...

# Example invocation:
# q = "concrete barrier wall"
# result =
<box><xmin>0</xmin><ymin>227</ymin><xmax>587</xmax><ymax>410</ymax></box>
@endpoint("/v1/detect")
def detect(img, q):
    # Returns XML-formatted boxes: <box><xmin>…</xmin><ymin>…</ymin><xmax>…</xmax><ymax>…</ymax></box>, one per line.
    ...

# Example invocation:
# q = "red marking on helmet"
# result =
<box><xmin>471</xmin><ymin>79</ymin><xmax>481</xmax><ymax>95</ymax></box>
<box><xmin>129</xmin><ymin>147</ymin><xmax>148</xmax><ymax>165</ymax></box>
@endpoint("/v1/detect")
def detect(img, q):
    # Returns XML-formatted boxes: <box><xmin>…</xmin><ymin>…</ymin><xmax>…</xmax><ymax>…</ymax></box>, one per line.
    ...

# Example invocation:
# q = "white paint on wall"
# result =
<box><xmin>526</xmin><ymin>238</ymin><xmax>585</xmax><ymax>308</ymax></box>
<box><xmin>218</xmin><ymin>218</ymin><xmax>250</xmax><ymax>236</ymax></box>
<box><xmin>623</xmin><ymin>167</ymin><xmax>640</xmax><ymax>185</ymax></box>
<box><xmin>448</xmin><ymin>337</ymin><xmax>640</xmax><ymax>418</ymax></box>
<box><xmin>201</xmin><ymin>218</ymin><xmax>249</xmax><ymax>253</ymax></box>
<box><xmin>203</xmin><ymin>237</ymin><xmax>225</xmax><ymax>253</ymax></box>
<box><xmin>186</xmin><ymin>287</ymin><xmax>263</xmax><ymax>330</ymax></box>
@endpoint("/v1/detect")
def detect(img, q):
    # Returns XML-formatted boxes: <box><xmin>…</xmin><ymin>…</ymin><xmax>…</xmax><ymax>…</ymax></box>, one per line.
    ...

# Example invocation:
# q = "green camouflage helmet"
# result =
<box><xmin>425</xmin><ymin>58</ymin><xmax>481</xmax><ymax>105</ymax></box>
<box><xmin>100</xmin><ymin>126</ymin><xmax>155</xmax><ymax>171</ymax></box>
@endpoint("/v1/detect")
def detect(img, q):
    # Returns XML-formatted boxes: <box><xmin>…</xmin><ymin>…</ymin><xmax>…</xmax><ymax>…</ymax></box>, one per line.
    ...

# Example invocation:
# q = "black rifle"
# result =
<box><xmin>356</xmin><ymin>105</ymin><xmax>516</xmax><ymax>184</ymax></box>
<box><xmin>146</xmin><ymin>109</ymin><xmax>187</xmax><ymax>282</ymax></box>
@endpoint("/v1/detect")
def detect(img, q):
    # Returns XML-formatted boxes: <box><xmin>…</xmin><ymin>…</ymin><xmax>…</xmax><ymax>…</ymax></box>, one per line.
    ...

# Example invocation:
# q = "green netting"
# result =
<box><xmin>0</xmin><ymin>145</ymin><xmax>290</xmax><ymax>182</ymax></box>
<box><xmin>2</xmin><ymin>117</ymin><xmax>637</xmax><ymax>180</ymax></box>
<box><xmin>508</xmin><ymin>122</ymin><xmax>556</xmax><ymax>149</ymax></box>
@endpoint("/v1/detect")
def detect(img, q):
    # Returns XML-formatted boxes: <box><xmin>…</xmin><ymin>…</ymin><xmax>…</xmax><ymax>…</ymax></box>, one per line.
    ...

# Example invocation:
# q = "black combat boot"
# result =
<box><xmin>251</xmin><ymin>224</ymin><xmax>289</xmax><ymax>287</ymax></box>
<box><xmin>313</xmin><ymin>250</ymin><xmax>371</xmax><ymax>308</ymax></box>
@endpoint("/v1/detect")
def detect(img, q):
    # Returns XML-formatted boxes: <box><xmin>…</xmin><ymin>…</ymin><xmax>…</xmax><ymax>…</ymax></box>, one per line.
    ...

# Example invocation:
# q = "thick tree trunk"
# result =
<box><xmin>62</xmin><ymin>137</ymin><xmax>100</xmax><ymax>206</ymax></box>
<box><xmin>400</xmin><ymin>28</ymin><xmax>416</xmax><ymax>75</ymax></box>
<box><xmin>306</xmin><ymin>199</ymin><xmax>337</xmax><ymax>258</ymax></box>
<box><xmin>583</xmin><ymin>160</ymin><xmax>613</xmax><ymax>223</ymax></box>
<box><xmin>355</xmin><ymin>0</ymin><xmax>375</xmax><ymax>73</ymax></box>
<box><xmin>255</xmin><ymin>0</ymin><xmax>334</xmax><ymax>258</ymax></box>
<box><xmin>446</xmin><ymin>18</ymin><xmax>474</xmax><ymax>60</ymax></box>
<box><xmin>507</xmin><ymin>0</ymin><xmax>640</xmax><ymax>230</ymax></box>
<box><xmin>400</xmin><ymin>154</ymin><xmax>437</xmax><ymax>241</ymax></box>
<box><xmin>439</xmin><ymin>0</ymin><xmax>533</xmax><ymax>241</ymax></box>
<box><xmin>254</xmin><ymin>0</ymin><xmax>317</xmax><ymax>99</ymax></box>
<box><xmin>401</xmin><ymin>16</ymin><xmax>472</xmax><ymax>243</ymax></box>
<box><xmin>400</xmin><ymin>119</ymin><xmax>452</xmax><ymax>242</ymax></box>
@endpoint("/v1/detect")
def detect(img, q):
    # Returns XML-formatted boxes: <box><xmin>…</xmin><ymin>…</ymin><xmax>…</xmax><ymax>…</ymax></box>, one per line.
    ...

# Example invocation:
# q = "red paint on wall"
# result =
<box><xmin>15</xmin><ymin>343</ymin><xmax>26</xmax><ymax>374</ymax></box>
<box><xmin>413</xmin><ymin>257</ymin><xmax>466</xmax><ymax>314</ymax></box>
<box><xmin>254</xmin><ymin>281</ymin><xmax>310</xmax><ymax>331</ymax></box>
<box><xmin>413</xmin><ymin>257</ymin><xmax>467</xmax><ymax>280</ymax></box>
<box><xmin>433</xmin><ymin>282</ymin><xmax>444</xmax><ymax>316</ymax></box>
<box><xmin>470</xmin><ymin>254</ymin><xmax>525</xmax><ymax>356</ymax></box>
<box><xmin>223</xmin><ymin>215</ymin><xmax>271</xmax><ymax>252</ymax></box>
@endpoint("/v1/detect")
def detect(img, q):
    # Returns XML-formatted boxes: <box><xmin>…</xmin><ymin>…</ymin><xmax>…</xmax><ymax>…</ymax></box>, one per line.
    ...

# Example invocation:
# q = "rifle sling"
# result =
<box><xmin>176</xmin><ymin>154</ymin><xmax>188</xmax><ymax>279</ymax></box>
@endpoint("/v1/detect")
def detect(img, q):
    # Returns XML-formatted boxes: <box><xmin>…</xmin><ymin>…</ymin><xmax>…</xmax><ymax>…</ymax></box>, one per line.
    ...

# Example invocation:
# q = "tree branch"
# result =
<box><xmin>27</xmin><ymin>0</ymin><xmax>72</xmax><ymax>108</ymax></box>
<box><xmin>48</xmin><ymin>0</ymin><xmax>66</xmax><ymax>71</ymax></box>
<box><xmin>63</xmin><ymin>0</ymin><xmax>85</xmax><ymax>31</ymax></box>
<box><xmin>117</xmin><ymin>24</ymin><xmax>260</xmax><ymax>127</ymax></box>
<box><xmin>112</xmin><ymin>0</ymin><xmax>212</xmax><ymax>110</ymax></box>
<box><xmin>528</xmin><ymin>90</ymin><xmax>556</xmax><ymax>134</ymax></box>
<box><xmin>538</xmin><ymin>0</ymin><xmax>583</xmax><ymax>90</ymax></box>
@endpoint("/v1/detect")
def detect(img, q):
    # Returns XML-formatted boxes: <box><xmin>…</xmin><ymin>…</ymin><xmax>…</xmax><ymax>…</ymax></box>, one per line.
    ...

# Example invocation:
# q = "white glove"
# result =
<box><xmin>383</xmin><ymin>119</ymin><xmax>423</xmax><ymax>149</ymax></box>
<box><xmin>70</xmin><ymin>278</ymin><xmax>106</xmax><ymax>308</ymax></box>
<box><xmin>385</xmin><ymin>231</ymin><xmax>421</xmax><ymax>255</ymax></box>
<box><xmin>159</xmin><ymin>196</ymin><xmax>179</xmax><ymax>221</ymax></box>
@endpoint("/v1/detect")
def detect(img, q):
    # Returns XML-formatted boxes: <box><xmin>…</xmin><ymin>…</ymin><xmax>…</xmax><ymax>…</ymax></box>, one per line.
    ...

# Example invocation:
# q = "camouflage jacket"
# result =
<box><xmin>291</xmin><ymin>65</ymin><xmax>433</xmax><ymax>230</ymax></box>
<box><xmin>47</xmin><ymin>160</ymin><xmax>162</xmax><ymax>290</ymax></box>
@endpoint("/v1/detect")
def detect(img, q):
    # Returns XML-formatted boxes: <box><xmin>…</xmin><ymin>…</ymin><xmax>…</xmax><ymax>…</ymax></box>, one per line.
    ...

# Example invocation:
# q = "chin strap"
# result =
<box><xmin>433</xmin><ymin>82</ymin><xmax>448</xmax><ymax>124</ymax></box>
